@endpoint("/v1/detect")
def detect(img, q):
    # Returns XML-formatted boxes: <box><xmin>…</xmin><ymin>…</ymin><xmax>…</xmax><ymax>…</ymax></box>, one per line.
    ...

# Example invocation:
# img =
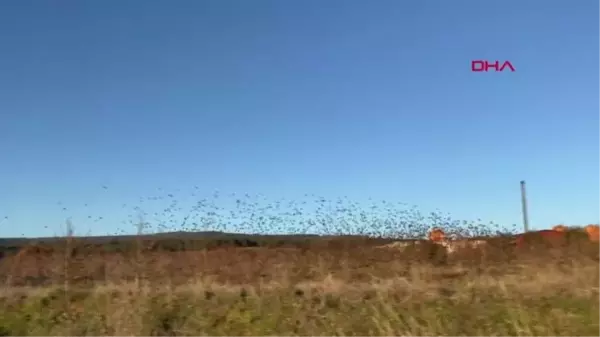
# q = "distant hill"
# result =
<box><xmin>0</xmin><ymin>230</ymin><xmax>400</xmax><ymax>258</ymax></box>
<box><xmin>0</xmin><ymin>230</ymin><xmax>328</xmax><ymax>250</ymax></box>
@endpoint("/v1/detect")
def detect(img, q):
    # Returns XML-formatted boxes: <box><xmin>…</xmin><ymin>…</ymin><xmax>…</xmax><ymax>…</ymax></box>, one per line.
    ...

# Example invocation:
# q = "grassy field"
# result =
<box><xmin>0</xmin><ymin>233</ymin><xmax>598</xmax><ymax>336</ymax></box>
<box><xmin>0</xmin><ymin>195</ymin><xmax>598</xmax><ymax>336</ymax></box>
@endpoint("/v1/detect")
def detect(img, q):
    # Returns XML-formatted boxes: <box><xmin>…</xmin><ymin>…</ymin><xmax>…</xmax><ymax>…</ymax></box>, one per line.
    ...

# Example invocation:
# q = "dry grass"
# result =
<box><xmin>0</xmin><ymin>194</ymin><xmax>598</xmax><ymax>335</ymax></box>
<box><xmin>0</xmin><ymin>239</ymin><xmax>598</xmax><ymax>336</ymax></box>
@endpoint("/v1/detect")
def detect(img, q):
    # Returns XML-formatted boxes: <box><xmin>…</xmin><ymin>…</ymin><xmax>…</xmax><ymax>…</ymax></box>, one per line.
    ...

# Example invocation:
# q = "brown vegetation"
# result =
<box><xmin>0</xmin><ymin>228</ymin><xmax>597</xmax><ymax>336</ymax></box>
<box><xmin>1</xmin><ymin>227</ymin><xmax>597</xmax><ymax>288</ymax></box>
<box><xmin>0</xmin><ymin>191</ymin><xmax>597</xmax><ymax>335</ymax></box>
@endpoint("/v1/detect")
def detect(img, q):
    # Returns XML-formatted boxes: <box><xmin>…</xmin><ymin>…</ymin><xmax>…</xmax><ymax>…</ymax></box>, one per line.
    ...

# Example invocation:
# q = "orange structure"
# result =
<box><xmin>426</xmin><ymin>228</ymin><xmax>487</xmax><ymax>254</ymax></box>
<box><xmin>584</xmin><ymin>224</ymin><xmax>599</xmax><ymax>242</ymax></box>
<box><xmin>552</xmin><ymin>224</ymin><xmax>568</xmax><ymax>232</ymax></box>
<box><xmin>428</xmin><ymin>228</ymin><xmax>446</xmax><ymax>242</ymax></box>
<box><xmin>514</xmin><ymin>229</ymin><xmax>567</xmax><ymax>248</ymax></box>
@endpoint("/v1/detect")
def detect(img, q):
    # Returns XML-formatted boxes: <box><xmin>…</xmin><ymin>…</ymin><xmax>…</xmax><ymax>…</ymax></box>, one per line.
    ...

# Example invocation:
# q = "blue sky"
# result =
<box><xmin>1</xmin><ymin>0</ymin><xmax>598</xmax><ymax>238</ymax></box>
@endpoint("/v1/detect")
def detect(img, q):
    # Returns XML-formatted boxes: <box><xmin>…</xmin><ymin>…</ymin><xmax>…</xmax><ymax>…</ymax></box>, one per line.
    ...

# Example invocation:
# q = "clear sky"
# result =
<box><xmin>1</xmin><ymin>0</ymin><xmax>598</xmax><ymax>238</ymax></box>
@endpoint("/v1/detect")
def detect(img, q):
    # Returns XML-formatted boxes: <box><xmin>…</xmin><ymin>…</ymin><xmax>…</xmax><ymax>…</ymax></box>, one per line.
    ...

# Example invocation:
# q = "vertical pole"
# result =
<box><xmin>520</xmin><ymin>180</ymin><xmax>530</xmax><ymax>233</ymax></box>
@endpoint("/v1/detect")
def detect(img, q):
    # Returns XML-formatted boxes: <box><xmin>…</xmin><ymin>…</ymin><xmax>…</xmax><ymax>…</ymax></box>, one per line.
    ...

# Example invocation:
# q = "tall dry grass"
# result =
<box><xmin>0</xmin><ymin>250</ymin><xmax>598</xmax><ymax>336</ymax></box>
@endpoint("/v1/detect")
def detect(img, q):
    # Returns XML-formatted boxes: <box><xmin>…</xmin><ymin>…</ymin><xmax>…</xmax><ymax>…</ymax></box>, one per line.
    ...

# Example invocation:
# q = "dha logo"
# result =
<box><xmin>471</xmin><ymin>60</ymin><xmax>515</xmax><ymax>72</ymax></box>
